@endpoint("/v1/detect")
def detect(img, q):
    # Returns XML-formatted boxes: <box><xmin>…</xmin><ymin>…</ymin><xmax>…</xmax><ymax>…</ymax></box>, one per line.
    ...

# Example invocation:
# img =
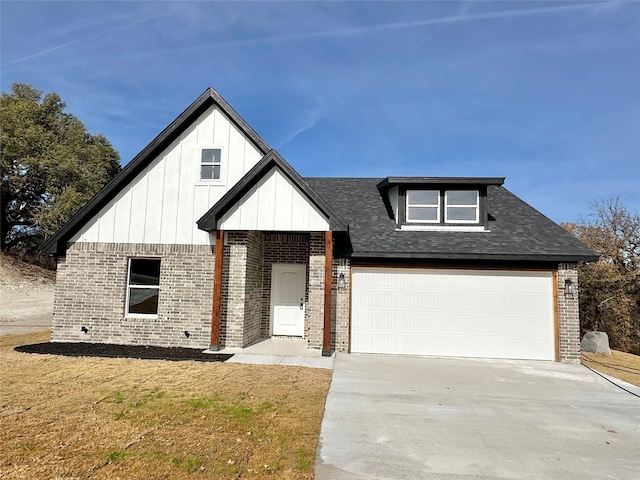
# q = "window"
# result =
<box><xmin>200</xmin><ymin>148</ymin><xmax>221</xmax><ymax>181</ymax></box>
<box><xmin>406</xmin><ymin>190</ymin><xmax>439</xmax><ymax>223</ymax></box>
<box><xmin>126</xmin><ymin>258</ymin><xmax>161</xmax><ymax>316</ymax></box>
<box><xmin>445</xmin><ymin>190</ymin><xmax>479</xmax><ymax>223</ymax></box>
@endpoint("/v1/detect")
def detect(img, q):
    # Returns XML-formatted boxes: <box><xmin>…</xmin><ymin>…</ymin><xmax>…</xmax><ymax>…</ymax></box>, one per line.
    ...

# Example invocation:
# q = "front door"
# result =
<box><xmin>271</xmin><ymin>264</ymin><xmax>306</xmax><ymax>336</ymax></box>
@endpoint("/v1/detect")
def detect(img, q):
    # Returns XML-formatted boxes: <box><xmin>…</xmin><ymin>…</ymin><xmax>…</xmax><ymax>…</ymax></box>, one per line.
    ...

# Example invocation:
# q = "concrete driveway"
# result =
<box><xmin>316</xmin><ymin>354</ymin><xmax>640</xmax><ymax>480</ymax></box>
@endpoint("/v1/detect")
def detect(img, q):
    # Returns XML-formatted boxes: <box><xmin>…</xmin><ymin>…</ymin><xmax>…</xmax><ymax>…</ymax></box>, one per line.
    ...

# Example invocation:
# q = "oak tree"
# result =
<box><xmin>0</xmin><ymin>83</ymin><xmax>121</xmax><ymax>259</ymax></box>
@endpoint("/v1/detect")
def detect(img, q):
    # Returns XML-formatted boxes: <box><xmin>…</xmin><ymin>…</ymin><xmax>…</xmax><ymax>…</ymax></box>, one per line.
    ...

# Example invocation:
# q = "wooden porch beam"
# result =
<box><xmin>210</xmin><ymin>230</ymin><xmax>224</xmax><ymax>350</ymax></box>
<box><xmin>322</xmin><ymin>230</ymin><xmax>333</xmax><ymax>356</ymax></box>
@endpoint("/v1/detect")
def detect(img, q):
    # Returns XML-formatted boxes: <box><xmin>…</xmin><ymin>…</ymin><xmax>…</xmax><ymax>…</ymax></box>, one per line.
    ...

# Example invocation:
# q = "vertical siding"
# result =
<box><xmin>70</xmin><ymin>106</ymin><xmax>264</xmax><ymax>246</ymax></box>
<box><xmin>218</xmin><ymin>168</ymin><xmax>330</xmax><ymax>231</ymax></box>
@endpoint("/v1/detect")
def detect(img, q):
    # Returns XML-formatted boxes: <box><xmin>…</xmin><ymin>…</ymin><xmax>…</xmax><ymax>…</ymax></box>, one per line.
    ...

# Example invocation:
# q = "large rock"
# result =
<box><xmin>581</xmin><ymin>331</ymin><xmax>612</xmax><ymax>356</ymax></box>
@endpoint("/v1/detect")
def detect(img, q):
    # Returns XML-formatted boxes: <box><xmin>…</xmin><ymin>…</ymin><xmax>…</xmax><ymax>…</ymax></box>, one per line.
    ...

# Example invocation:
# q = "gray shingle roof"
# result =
<box><xmin>305</xmin><ymin>177</ymin><xmax>598</xmax><ymax>262</ymax></box>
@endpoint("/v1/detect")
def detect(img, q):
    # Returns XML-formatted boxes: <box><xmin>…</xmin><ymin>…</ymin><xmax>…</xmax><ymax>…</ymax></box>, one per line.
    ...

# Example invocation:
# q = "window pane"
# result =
<box><xmin>201</xmin><ymin>148</ymin><xmax>221</xmax><ymax>164</ymax></box>
<box><xmin>408</xmin><ymin>206</ymin><xmax>438</xmax><ymax>221</ymax></box>
<box><xmin>129</xmin><ymin>259</ymin><xmax>160</xmax><ymax>286</ymax></box>
<box><xmin>407</xmin><ymin>190</ymin><xmax>438</xmax><ymax>206</ymax></box>
<box><xmin>128</xmin><ymin>288</ymin><xmax>159</xmax><ymax>315</ymax></box>
<box><xmin>201</xmin><ymin>165</ymin><xmax>214</xmax><ymax>180</ymax></box>
<box><xmin>213</xmin><ymin>164</ymin><xmax>221</xmax><ymax>180</ymax></box>
<box><xmin>447</xmin><ymin>206</ymin><xmax>477</xmax><ymax>221</ymax></box>
<box><xmin>446</xmin><ymin>190</ymin><xmax>478</xmax><ymax>206</ymax></box>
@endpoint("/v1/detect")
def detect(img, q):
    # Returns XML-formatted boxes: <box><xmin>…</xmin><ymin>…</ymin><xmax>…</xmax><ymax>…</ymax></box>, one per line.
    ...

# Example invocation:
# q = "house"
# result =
<box><xmin>43</xmin><ymin>87</ymin><xmax>598</xmax><ymax>362</ymax></box>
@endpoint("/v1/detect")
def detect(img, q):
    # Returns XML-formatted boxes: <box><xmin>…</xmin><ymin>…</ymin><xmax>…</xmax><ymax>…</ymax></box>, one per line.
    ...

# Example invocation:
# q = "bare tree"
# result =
<box><xmin>561</xmin><ymin>198</ymin><xmax>640</xmax><ymax>353</ymax></box>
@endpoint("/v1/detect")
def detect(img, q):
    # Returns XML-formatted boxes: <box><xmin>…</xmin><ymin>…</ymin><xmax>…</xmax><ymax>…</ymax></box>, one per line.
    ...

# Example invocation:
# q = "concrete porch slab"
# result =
<box><xmin>212</xmin><ymin>337</ymin><xmax>334</xmax><ymax>369</ymax></box>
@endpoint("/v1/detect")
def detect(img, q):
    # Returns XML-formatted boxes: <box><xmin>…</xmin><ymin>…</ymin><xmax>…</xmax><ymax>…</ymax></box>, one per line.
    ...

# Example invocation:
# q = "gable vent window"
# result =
<box><xmin>445</xmin><ymin>190</ymin><xmax>479</xmax><ymax>223</ymax></box>
<box><xmin>406</xmin><ymin>190</ymin><xmax>439</xmax><ymax>223</ymax></box>
<box><xmin>126</xmin><ymin>258</ymin><xmax>161</xmax><ymax>316</ymax></box>
<box><xmin>200</xmin><ymin>148</ymin><xmax>221</xmax><ymax>181</ymax></box>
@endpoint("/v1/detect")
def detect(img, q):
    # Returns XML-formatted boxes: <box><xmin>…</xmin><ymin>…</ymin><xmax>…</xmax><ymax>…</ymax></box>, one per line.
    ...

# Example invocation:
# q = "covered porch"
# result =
<box><xmin>196</xmin><ymin>150</ymin><xmax>350</xmax><ymax>356</ymax></box>
<box><xmin>208</xmin><ymin>230</ymin><xmax>336</xmax><ymax>355</ymax></box>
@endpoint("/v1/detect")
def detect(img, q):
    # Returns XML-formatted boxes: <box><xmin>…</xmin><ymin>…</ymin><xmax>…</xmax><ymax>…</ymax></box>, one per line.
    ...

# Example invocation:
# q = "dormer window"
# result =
<box><xmin>406</xmin><ymin>190</ymin><xmax>439</xmax><ymax>223</ymax></box>
<box><xmin>377</xmin><ymin>177</ymin><xmax>503</xmax><ymax>231</ymax></box>
<box><xmin>444</xmin><ymin>190</ymin><xmax>479</xmax><ymax>223</ymax></box>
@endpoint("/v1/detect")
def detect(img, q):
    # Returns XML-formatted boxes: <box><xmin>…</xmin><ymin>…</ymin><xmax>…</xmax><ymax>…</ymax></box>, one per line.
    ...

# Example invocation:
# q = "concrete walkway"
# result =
<box><xmin>316</xmin><ymin>353</ymin><xmax>640</xmax><ymax>480</ymax></box>
<box><xmin>217</xmin><ymin>337</ymin><xmax>334</xmax><ymax>369</ymax></box>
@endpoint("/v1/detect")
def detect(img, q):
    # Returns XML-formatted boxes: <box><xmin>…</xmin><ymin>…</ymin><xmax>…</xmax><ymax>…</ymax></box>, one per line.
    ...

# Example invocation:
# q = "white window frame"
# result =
<box><xmin>406</xmin><ymin>190</ymin><xmax>440</xmax><ymax>223</ymax></box>
<box><xmin>444</xmin><ymin>190</ymin><xmax>479</xmax><ymax>224</ymax></box>
<box><xmin>199</xmin><ymin>147</ymin><xmax>223</xmax><ymax>182</ymax></box>
<box><xmin>125</xmin><ymin>258</ymin><xmax>161</xmax><ymax>318</ymax></box>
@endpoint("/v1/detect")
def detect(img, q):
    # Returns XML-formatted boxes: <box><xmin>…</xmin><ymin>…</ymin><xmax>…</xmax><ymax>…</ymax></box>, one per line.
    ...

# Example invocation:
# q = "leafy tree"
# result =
<box><xmin>0</xmin><ymin>83</ymin><xmax>120</xmax><ymax>259</ymax></box>
<box><xmin>562</xmin><ymin>198</ymin><xmax>640</xmax><ymax>353</ymax></box>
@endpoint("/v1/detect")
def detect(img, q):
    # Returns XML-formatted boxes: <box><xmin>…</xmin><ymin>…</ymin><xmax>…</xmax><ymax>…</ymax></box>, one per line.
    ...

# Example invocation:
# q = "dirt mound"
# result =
<box><xmin>0</xmin><ymin>252</ymin><xmax>55</xmax><ymax>286</ymax></box>
<box><xmin>0</xmin><ymin>253</ymin><xmax>55</xmax><ymax>331</ymax></box>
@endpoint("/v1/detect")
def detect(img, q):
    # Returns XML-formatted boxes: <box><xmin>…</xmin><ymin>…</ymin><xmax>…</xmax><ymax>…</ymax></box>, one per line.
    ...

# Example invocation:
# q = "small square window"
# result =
<box><xmin>406</xmin><ymin>190</ymin><xmax>439</xmax><ymax>223</ymax></box>
<box><xmin>200</xmin><ymin>148</ymin><xmax>221</xmax><ymax>181</ymax></box>
<box><xmin>445</xmin><ymin>190</ymin><xmax>479</xmax><ymax>223</ymax></box>
<box><xmin>126</xmin><ymin>258</ymin><xmax>160</xmax><ymax>316</ymax></box>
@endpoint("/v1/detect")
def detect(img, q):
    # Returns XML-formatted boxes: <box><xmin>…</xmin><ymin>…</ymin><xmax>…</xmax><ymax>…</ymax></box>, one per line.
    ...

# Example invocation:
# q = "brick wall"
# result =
<box><xmin>222</xmin><ymin>232</ymin><xmax>250</xmax><ymax>348</ymax></box>
<box><xmin>243</xmin><ymin>231</ymin><xmax>264</xmax><ymax>346</ymax></box>
<box><xmin>332</xmin><ymin>258</ymin><xmax>350</xmax><ymax>352</ymax></box>
<box><xmin>52</xmin><ymin>242</ymin><xmax>215</xmax><ymax>348</ymax></box>
<box><xmin>558</xmin><ymin>262</ymin><xmax>580</xmax><ymax>362</ymax></box>
<box><xmin>261</xmin><ymin>233</ymin><xmax>310</xmax><ymax>337</ymax></box>
<box><xmin>306</xmin><ymin>232</ymin><xmax>325</xmax><ymax>350</ymax></box>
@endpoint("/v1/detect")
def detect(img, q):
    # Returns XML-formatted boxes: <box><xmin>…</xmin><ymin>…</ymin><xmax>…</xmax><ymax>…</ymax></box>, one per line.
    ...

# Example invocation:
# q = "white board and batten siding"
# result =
<box><xmin>351</xmin><ymin>268</ymin><xmax>555</xmax><ymax>361</ymax></box>
<box><xmin>218</xmin><ymin>167</ymin><xmax>330</xmax><ymax>231</ymax></box>
<box><xmin>70</xmin><ymin>106</ymin><xmax>263</xmax><ymax>246</ymax></box>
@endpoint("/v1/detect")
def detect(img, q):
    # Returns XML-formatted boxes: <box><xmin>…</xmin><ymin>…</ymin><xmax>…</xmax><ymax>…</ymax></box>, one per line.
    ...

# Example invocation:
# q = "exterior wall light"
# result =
<box><xmin>338</xmin><ymin>273</ymin><xmax>346</xmax><ymax>291</ymax></box>
<box><xmin>564</xmin><ymin>278</ymin><xmax>576</xmax><ymax>298</ymax></box>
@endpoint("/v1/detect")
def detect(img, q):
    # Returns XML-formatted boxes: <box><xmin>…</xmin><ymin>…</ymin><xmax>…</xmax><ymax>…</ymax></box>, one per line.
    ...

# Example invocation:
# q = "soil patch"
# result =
<box><xmin>0</xmin><ymin>253</ymin><xmax>54</xmax><ymax>329</ymax></box>
<box><xmin>581</xmin><ymin>350</ymin><xmax>640</xmax><ymax>387</ymax></box>
<box><xmin>1</xmin><ymin>332</ymin><xmax>331</xmax><ymax>480</ymax></box>
<box><xmin>15</xmin><ymin>341</ymin><xmax>233</xmax><ymax>362</ymax></box>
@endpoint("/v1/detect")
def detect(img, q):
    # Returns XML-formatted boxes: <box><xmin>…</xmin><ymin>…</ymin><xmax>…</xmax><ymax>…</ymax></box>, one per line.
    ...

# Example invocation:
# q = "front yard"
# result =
<box><xmin>0</xmin><ymin>332</ymin><xmax>332</xmax><ymax>479</ymax></box>
<box><xmin>581</xmin><ymin>349</ymin><xmax>640</xmax><ymax>388</ymax></box>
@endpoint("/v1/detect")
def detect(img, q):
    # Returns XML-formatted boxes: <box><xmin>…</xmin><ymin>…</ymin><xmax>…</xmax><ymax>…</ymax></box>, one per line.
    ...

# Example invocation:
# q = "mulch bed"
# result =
<box><xmin>14</xmin><ymin>342</ymin><xmax>233</xmax><ymax>362</ymax></box>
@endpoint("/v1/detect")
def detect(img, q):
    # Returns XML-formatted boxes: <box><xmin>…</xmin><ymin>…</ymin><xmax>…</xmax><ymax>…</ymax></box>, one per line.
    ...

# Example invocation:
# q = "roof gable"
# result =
<box><xmin>42</xmin><ymin>87</ymin><xmax>271</xmax><ymax>255</ymax></box>
<box><xmin>197</xmin><ymin>150</ymin><xmax>348</xmax><ymax>232</ymax></box>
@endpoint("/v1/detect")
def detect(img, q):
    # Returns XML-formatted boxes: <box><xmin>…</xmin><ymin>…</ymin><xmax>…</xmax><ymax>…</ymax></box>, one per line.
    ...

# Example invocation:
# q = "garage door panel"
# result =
<box><xmin>351</xmin><ymin>268</ymin><xmax>554</xmax><ymax>361</ymax></box>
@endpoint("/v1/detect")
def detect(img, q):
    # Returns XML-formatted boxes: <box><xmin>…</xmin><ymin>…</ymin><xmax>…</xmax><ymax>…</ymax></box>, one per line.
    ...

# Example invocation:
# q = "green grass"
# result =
<box><xmin>297</xmin><ymin>448</ymin><xmax>313</xmax><ymax>471</ymax></box>
<box><xmin>107</xmin><ymin>450</ymin><xmax>133</xmax><ymax>462</ymax></box>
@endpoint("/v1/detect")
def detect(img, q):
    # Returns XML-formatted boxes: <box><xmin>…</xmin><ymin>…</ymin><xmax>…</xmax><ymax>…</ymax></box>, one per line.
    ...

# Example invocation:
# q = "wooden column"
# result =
<box><xmin>210</xmin><ymin>230</ymin><xmax>224</xmax><ymax>350</ymax></box>
<box><xmin>322</xmin><ymin>231</ymin><xmax>333</xmax><ymax>356</ymax></box>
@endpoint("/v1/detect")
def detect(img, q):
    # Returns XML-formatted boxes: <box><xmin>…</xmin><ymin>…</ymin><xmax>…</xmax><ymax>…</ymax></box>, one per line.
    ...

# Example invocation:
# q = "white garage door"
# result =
<box><xmin>351</xmin><ymin>268</ymin><xmax>555</xmax><ymax>360</ymax></box>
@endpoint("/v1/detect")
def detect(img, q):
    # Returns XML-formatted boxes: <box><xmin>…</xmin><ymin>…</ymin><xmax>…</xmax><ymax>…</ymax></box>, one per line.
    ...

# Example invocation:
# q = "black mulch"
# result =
<box><xmin>14</xmin><ymin>342</ymin><xmax>233</xmax><ymax>362</ymax></box>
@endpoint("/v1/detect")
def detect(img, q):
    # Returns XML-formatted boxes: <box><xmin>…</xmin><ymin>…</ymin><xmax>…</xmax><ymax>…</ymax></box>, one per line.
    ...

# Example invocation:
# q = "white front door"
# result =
<box><xmin>271</xmin><ymin>264</ymin><xmax>306</xmax><ymax>337</ymax></box>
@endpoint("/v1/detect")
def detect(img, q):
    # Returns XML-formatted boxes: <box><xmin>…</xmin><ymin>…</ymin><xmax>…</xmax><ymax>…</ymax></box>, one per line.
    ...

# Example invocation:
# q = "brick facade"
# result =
<box><xmin>52</xmin><ymin>239</ymin><xmax>578</xmax><ymax>361</ymax></box>
<box><xmin>332</xmin><ymin>258</ymin><xmax>350</xmax><ymax>352</ymax></box>
<box><xmin>557</xmin><ymin>262</ymin><xmax>580</xmax><ymax>362</ymax></box>
<box><xmin>305</xmin><ymin>233</ymin><xmax>326</xmax><ymax>350</ymax></box>
<box><xmin>52</xmin><ymin>242</ymin><xmax>214</xmax><ymax>348</ymax></box>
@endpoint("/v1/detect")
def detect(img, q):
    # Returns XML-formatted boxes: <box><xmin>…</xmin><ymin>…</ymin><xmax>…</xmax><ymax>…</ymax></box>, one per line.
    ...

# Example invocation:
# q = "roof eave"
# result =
<box><xmin>377</xmin><ymin>177</ymin><xmax>506</xmax><ymax>189</ymax></box>
<box><xmin>349</xmin><ymin>251</ymin><xmax>600</xmax><ymax>263</ymax></box>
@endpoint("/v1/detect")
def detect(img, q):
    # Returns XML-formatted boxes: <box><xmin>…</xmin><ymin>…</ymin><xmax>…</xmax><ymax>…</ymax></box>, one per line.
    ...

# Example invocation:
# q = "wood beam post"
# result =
<box><xmin>209</xmin><ymin>230</ymin><xmax>224</xmax><ymax>350</ymax></box>
<box><xmin>322</xmin><ymin>230</ymin><xmax>333</xmax><ymax>356</ymax></box>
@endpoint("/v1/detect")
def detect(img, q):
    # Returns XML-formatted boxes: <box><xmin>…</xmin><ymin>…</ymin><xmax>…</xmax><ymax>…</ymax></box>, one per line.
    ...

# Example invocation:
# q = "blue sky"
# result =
<box><xmin>2</xmin><ymin>0</ymin><xmax>639</xmax><ymax>223</ymax></box>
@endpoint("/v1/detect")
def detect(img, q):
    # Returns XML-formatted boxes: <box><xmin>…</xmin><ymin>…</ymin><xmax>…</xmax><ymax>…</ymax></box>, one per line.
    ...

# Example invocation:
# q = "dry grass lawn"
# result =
<box><xmin>0</xmin><ymin>332</ymin><xmax>332</xmax><ymax>480</ymax></box>
<box><xmin>581</xmin><ymin>349</ymin><xmax>640</xmax><ymax>388</ymax></box>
